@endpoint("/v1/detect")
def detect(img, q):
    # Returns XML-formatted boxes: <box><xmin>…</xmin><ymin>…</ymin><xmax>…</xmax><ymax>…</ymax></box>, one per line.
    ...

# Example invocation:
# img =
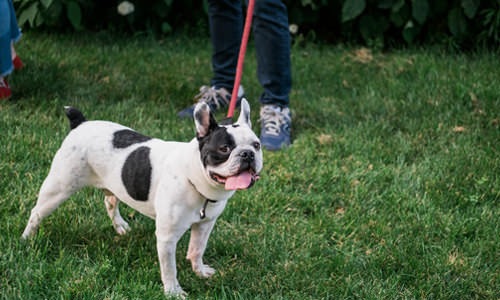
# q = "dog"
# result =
<box><xmin>21</xmin><ymin>99</ymin><xmax>263</xmax><ymax>297</ymax></box>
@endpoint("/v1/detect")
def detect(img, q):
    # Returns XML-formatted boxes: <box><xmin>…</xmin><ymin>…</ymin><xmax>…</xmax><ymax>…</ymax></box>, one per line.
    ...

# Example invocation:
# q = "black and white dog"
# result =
<box><xmin>21</xmin><ymin>99</ymin><xmax>263</xmax><ymax>297</ymax></box>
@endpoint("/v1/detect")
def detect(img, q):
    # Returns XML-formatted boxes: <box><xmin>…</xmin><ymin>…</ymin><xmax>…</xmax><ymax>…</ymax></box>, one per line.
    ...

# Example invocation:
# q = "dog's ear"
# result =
<box><xmin>194</xmin><ymin>102</ymin><xmax>218</xmax><ymax>138</ymax></box>
<box><xmin>236</xmin><ymin>98</ymin><xmax>252</xmax><ymax>129</ymax></box>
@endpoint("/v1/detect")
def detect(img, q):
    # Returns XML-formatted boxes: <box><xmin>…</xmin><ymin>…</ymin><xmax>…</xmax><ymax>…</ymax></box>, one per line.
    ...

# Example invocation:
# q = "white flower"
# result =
<box><xmin>117</xmin><ymin>1</ymin><xmax>135</xmax><ymax>16</ymax></box>
<box><xmin>289</xmin><ymin>24</ymin><xmax>298</xmax><ymax>35</ymax></box>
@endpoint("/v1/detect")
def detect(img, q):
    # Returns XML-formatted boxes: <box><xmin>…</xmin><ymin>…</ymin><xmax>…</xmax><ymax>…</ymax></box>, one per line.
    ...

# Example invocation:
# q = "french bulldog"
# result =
<box><xmin>21</xmin><ymin>99</ymin><xmax>263</xmax><ymax>297</ymax></box>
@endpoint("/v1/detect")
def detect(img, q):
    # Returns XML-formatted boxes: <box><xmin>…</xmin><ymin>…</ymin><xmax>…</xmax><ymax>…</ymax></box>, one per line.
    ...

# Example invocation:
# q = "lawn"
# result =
<box><xmin>0</xmin><ymin>32</ymin><xmax>498</xmax><ymax>299</ymax></box>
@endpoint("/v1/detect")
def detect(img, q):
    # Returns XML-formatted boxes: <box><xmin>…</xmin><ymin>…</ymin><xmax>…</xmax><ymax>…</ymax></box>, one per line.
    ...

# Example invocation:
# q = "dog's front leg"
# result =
<box><xmin>156</xmin><ymin>240</ymin><xmax>185</xmax><ymax>297</ymax></box>
<box><xmin>186</xmin><ymin>219</ymin><xmax>217</xmax><ymax>278</ymax></box>
<box><xmin>156</xmin><ymin>219</ymin><xmax>188</xmax><ymax>297</ymax></box>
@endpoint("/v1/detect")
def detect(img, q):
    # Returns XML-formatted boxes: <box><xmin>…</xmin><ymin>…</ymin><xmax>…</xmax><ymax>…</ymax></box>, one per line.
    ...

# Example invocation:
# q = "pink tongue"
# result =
<box><xmin>225</xmin><ymin>171</ymin><xmax>253</xmax><ymax>190</ymax></box>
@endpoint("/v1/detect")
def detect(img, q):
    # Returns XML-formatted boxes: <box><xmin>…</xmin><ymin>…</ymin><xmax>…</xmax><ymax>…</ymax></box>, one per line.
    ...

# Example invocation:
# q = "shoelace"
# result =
<box><xmin>260</xmin><ymin>106</ymin><xmax>291</xmax><ymax>136</ymax></box>
<box><xmin>0</xmin><ymin>78</ymin><xmax>8</xmax><ymax>88</ymax></box>
<box><xmin>194</xmin><ymin>86</ymin><xmax>230</xmax><ymax>110</ymax></box>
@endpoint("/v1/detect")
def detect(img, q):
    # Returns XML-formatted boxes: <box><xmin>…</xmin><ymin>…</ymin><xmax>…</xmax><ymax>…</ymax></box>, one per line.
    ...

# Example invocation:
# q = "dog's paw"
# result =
<box><xmin>194</xmin><ymin>264</ymin><xmax>216</xmax><ymax>278</ymax></box>
<box><xmin>164</xmin><ymin>282</ymin><xmax>187</xmax><ymax>299</ymax></box>
<box><xmin>113</xmin><ymin>219</ymin><xmax>131</xmax><ymax>235</ymax></box>
<box><xmin>21</xmin><ymin>228</ymin><xmax>34</xmax><ymax>240</ymax></box>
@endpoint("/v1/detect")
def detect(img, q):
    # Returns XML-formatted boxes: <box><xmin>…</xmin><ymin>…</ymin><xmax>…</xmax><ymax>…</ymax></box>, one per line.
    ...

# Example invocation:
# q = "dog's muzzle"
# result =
<box><xmin>210</xmin><ymin>150</ymin><xmax>260</xmax><ymax>190</ymax></box>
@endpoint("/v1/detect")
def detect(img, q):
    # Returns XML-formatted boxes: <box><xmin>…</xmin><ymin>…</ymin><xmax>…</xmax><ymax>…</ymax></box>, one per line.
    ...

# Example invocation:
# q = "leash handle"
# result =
<box><xmin>227</xmin><ymin>0</ymin><xmax>255</xmax><ymax>119</ymax></box>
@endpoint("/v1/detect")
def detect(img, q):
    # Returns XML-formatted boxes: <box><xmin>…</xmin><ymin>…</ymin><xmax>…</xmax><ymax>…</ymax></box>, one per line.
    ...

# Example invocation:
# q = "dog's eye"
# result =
<box><xmin>219</xmin><ymin>145</ymin><xmax>231</xmax><ymax>154</ymax></box>
<box><xmin>253</xmin><ymin>142</ymin><xmax>261</xmax><ymax>151</ymax></box>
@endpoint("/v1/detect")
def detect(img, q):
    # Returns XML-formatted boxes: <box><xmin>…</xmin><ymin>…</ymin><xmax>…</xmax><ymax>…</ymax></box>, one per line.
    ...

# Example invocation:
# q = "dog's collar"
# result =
<box><xmin>200</xmin><ymin>198</ymin><xmax>218</xmax><ymax>219</ymax></box>
<box><xmin>188</xmin><ymin>180</ymin><xmax>218</xmax><ymax>219</ymax></box>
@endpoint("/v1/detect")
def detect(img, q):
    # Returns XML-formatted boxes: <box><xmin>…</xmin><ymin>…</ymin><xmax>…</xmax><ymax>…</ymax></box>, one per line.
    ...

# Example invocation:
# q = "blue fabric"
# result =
<box><xmin>0</xmin><ymin>0</ymin><xmax>21</xmax><ymax>77</ymax></box>
<box><xmin>207</xmin><ymin>0</ymin><xmax>291</xmax><ymax>107</ymax></box>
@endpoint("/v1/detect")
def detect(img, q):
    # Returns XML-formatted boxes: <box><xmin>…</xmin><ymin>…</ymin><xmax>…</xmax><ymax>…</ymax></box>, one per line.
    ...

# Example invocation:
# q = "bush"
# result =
<box><xmin>13</xmin><ymin>0</ymin><xmax>208</xmax><ymax>35</ymax></box>
<box><xmin>286</xmin><ymin>0</ymin><xmax>500</xmax><ymax>48</ymax></box>
<box><xmin>14</xmin><ymin>0</ymin><xmax>500</xmax><ymax>48</ymax></box>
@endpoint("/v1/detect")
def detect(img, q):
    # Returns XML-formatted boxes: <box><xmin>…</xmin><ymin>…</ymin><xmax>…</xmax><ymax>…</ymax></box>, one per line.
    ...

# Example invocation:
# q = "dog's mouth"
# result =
<box><xmin>210</xmin><ymin>169</ymin><xmax>260</xmax><ymax>190</ymax></box>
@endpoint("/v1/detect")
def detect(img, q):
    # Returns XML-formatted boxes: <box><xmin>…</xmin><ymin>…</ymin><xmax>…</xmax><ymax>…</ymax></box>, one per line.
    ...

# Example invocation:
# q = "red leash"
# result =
<box><xmin>227</xmin><ymin>0</ymin><xmax>255</xmax><ymax>119</ymax></box>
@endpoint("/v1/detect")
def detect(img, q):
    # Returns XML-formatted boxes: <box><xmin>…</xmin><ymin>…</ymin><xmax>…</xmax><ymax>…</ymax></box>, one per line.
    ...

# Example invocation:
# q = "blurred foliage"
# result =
<box><xmin>13</xmin><ymin>0</ymin><xmax>208</xmax><ymax>35</ymax></box>
<box><xmin>287</xmin><ymin>0</ymin><xmax>499</xmax><ymax>49</ymax></box>
<box><xmin>13</xmin><ymin>0</ymin><xmax>500</xmax><ymax>48</ymax></box>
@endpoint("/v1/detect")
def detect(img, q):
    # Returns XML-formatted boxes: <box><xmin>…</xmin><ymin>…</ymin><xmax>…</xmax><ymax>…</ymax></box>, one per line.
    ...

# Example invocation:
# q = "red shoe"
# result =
<box><xmin>0</xmin><ymin>78</ymin><xmax>12</xmax><ymax>99</ymax></box>
<box><xmin>13</xmin><ymin>55</ymin><xmax>23</xmax><ymax>70</ymax></box>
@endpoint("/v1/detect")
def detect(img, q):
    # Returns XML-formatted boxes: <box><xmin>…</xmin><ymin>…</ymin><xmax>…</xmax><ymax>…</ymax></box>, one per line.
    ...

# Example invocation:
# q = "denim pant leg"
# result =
<box><xmin>253</xmin><ymin>0</ymin><xmax>291</xmax><ymax>107</ymax></box>
<box><xmin>0</xmin><ymin>0</ymin><xmax>21</xmax><ymax>77</ymax></box>
<box><xmin>208</xmin><ymin>0</ymin><xmax>291</xmax><ymax>106</ymax></box>
<box><xmin>207</xmin><ymin>0</ymin><xmax>242</xmax><ymax>91</ymax></box>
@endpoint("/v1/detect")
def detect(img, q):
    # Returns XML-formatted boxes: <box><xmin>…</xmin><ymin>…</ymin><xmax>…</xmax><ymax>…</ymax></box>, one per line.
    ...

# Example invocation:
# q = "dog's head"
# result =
<box><xmin>194</xmin><ymin>99</ymin><xmax>263</xmax><ymax>190</ymax></box>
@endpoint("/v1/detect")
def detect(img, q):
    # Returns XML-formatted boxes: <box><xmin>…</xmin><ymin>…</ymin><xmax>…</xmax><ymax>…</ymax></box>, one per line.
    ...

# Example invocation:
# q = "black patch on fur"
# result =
<box><xmin>64</xmin><ymin>107</ymin><xmax>87</xmax><ymax>130</ymax></box>
<box><xmin>198</xmin><ymin>127</ymin><xmax>236</xmax><ymax>167</ymax></box>
<box><xmin>113</xmin><ymin>129</ymin><xmax>152</xmax><ymax>149</ymax></box>
<box><xmin>121</xmin><ymin>146</ymin><xmax>152</xmax><ymax>201</ymax></box>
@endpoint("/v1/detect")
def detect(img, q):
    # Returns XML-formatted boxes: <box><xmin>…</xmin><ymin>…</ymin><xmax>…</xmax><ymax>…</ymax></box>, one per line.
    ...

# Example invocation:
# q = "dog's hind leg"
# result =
<box><xmin>103</xmin><ymin>190</ymin><xmax>130</xmax><ymax>235</ymax></box>
<box><xmin>22</xmin><ymin>144</ymin><xmax>94</xmax><ymax>240</ymax></box>
<box><xmin>21</xmin><ymin>174</ymin><xmax>81</xmax><ymax>239</ymax></box>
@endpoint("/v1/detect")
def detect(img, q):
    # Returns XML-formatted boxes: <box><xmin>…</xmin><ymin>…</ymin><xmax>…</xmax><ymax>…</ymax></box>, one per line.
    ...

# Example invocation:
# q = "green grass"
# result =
<box><xmin>1</xmin><ymin>32</ymin><xmax>499</xmax><ymax>299</ymax></box>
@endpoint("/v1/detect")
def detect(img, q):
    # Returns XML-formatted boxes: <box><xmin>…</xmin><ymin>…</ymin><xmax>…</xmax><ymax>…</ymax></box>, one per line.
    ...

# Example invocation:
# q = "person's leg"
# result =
<box><xmin>0</xmin><ymin>0</ymin><xmax>17</xmax><ymax>99</ymax></box>
<box><xmin>253</xmin><ymin>0</ymin><xmax>292</xmax><ymax>150</ymax></box>
<box><xmin>253</xmin><ymin>0</ymin><xmax>291</xmax><ymax>107</ymax></box>
<box><xmin>8</xmin><ymin>0</ymin><xmax>21</xmax><ymax>42</ymax></box>
<box><xmin>0</xmin><ymin>0</ymin><xmax>14</xmax><ymax>77</ymax></box>
<box><xmin>8</xmin><ymin>0</ymin><xmax>22</xmax><ymax>69</ymax></box>
<box><xmin>208</xmin><ymin>0</ymin><xmax>243</xmax><ymax>90</ymax></box>
<box><xmin>177</xmin><ymin>0</ymin><xmax>244</xmax><ymax>118</ymax></box>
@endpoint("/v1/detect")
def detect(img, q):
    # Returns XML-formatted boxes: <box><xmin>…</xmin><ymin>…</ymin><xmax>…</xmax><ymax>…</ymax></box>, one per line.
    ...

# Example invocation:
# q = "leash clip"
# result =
<box><xmin>200</xmin><ymin>199</ymin><xmax>217</xmax><ymax>219</ymax></box>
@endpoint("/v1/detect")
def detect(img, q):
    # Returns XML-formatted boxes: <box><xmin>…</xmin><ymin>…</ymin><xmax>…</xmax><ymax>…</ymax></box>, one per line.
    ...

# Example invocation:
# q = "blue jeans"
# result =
<box><xmin>0</xmin><ymin>0</ymin><xmax>21</xmax><ymax>77</ymax></box>
<box><xmin>208</xmin><ymin>0</ymin><xmax>291</xmax><ymax>107</ymax></box>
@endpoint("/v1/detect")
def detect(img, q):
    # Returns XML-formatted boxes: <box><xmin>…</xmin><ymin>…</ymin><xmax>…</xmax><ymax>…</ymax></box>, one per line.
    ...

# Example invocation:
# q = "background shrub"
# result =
<box><xmin>286</xmin><ymin>0</ymin><xmax>500</xmax><ymax>48</ymax></box>
<box><xmin>14</xmin><ymin>0</ymin><xmax>500</xmax><ymax>48</ymax></box>
<box><xmin>14</xmin><ymin>0</ymin><xmax>208</xmax><ymax>35</ymax></box>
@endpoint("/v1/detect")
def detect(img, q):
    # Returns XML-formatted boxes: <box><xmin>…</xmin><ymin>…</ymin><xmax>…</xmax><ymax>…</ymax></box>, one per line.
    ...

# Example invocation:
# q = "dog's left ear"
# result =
<box><xmin>236</xmin><ymin>98</ymin><xmax>252</xmax><ymax>129</ymax></box>
<box><xmin>194</xmin><ymin>102</ymin><xmax>219</xmax><ymax>138</ymax></box>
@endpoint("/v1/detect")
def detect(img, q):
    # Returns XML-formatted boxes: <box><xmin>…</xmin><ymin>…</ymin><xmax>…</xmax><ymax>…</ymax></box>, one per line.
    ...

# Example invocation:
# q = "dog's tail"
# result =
<box><xmin>64</xmin><ymin>106</ymin><xmax>87</xmax><ymax>130</ymax></box>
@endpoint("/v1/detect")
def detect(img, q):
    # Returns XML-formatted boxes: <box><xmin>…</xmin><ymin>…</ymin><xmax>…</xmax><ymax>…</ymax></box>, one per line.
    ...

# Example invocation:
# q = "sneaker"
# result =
<box><xmin>0</xmin><ymin>78</ymin><xmax>11</xmax><ymax>100</ymax></box>
<box><xmin>13</xmin><ymin>55</ymin><xmax>23</xmax><ymax>70</ymax></box>
<box><xmin>259</xmin><ymin>105</ymin><xmax>291</xmax><ymax>151</ymax></box>
<box><xmin>177</xmin><ymin>85</ymin><xmax>245</xmax><ymax>118</ymax></box>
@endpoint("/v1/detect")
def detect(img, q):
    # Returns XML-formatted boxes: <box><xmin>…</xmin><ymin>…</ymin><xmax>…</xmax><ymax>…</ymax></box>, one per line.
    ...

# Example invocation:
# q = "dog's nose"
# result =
<box><xmin>240</xmin><ymin>150</ymin><xmax>255</xmax><ymax>162</ymax></box>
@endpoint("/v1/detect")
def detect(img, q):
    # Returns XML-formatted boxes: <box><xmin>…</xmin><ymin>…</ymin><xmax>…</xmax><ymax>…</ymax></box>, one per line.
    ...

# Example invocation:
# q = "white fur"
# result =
<box><xmin>21</xmin><ymin>100</ymin><xmax>262</xmax><ymax>297</ymax></box>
